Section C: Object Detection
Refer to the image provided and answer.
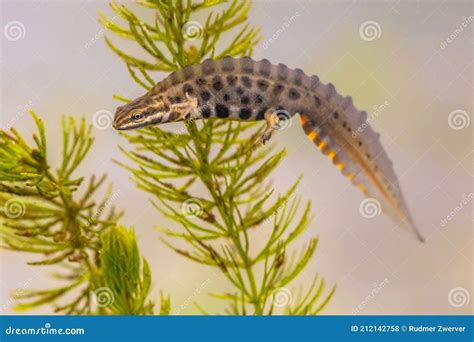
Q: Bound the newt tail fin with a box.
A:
[299,111,424,243]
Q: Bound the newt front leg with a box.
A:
[255,108,280,146]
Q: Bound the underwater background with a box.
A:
[1,0,472,315]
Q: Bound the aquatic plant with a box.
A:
[0,0,333,315]
[104,0,334,315]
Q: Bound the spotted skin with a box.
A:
[113,56,423,242]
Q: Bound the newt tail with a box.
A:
[113,56,424,242]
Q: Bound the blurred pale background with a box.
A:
[0,0,472,315]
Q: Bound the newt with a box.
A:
[113,56,424,242]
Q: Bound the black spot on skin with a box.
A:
[239,108,252,119]
[241,96,250,105]
[143,107,156,117]
[347,127,351,132]
[226,75,238,86]
[183,83,194,95]
[196,78,207,85]
[273,84,284,95]
[168,96,181,104]
[342,121,347,128]
[150,116,162,125]
[255,94,263,104]
[215,104,230,118]
[201,106,211,118]
[314,96,321,107]
[293,69,304,85]
[201,91,211,101]
[333,111,339,119]
[241,76,252,88]
[242,58,254,73]
[256,107,268,120]
[201,60,215,74]
[257,79,269,91]
[277,64,288,80]
[358,141,363,146]
[212,76,223,91]
[236,87,245,95]
[259,60,272,76]
[168,111,180,121]
[183,66,194,78]
[221,57,235,72]
[223,93,231,102]
[288,88,300,100]
[366,153,371,159]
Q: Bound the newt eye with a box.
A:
[131,112,144,121]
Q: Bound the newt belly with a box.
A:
[113,56,424,242]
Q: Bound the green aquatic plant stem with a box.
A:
[104,0,335,315]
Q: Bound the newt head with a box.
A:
[113,92,199,130]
